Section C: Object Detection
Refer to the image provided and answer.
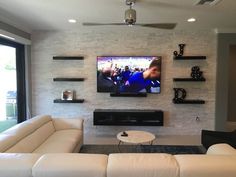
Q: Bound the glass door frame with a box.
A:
[0,37,26,123]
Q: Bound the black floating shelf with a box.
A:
[173,100,205,104]
[53,99,85,103]
[53,78,85,82]
[110,92,147,97]
[173,78,206,82]
[53,56,84,60]
[174,56,206,60]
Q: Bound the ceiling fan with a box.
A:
[82,0,177,29]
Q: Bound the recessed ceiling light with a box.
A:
[68,19,77,23]
[0,34,15,40]
[187,18,196,22]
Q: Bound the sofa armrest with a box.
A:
[52,118,84,131]
[206,143,236,155]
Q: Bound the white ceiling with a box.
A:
[0,0,236,32]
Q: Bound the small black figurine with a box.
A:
[121,131,128,137]
[191,66,204,80]
[173,44,186,57]
[173,88,187,103]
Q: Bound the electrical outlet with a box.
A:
[196,116,200,121]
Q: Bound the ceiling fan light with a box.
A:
[125,8,136,25]
[68,19,77,23]
[187,18,196,22]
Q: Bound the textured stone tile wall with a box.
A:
[31,28,217,140]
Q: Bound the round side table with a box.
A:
[117,130,156,152]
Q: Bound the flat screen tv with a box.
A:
[97,56,161,94]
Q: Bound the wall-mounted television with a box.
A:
[97,56,161,94]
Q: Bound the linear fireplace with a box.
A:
[93,109,163,126]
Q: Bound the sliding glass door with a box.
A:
[0,37,26,132]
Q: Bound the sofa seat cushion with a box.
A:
[175,155,236,177]
[32,153,108,177]
[33,130,82,153]
[0,153,41,177]
[107,153,179,177]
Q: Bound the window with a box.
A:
[0,37,26,132]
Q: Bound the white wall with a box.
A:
[31,28,217,142]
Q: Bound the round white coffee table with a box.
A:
[117,130,156,152]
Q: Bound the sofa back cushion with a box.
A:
[32,154,108,177]
[0,153,41,177]
[0,115,53,152]
[175,154,236,177]
[52,118,83,131]
[107,153,179,177]
[5,121,55,153]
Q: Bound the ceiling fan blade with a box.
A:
[136,23,177,29]
[83,22,126,26]
[83,22,177,29]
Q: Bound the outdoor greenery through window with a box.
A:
[0,44,17,132]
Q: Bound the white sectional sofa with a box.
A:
[106,144,236,177]
[0,144,236,177]
[0,115,83,153]
[0,115,236,177]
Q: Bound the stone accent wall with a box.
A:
[31,28,217,140]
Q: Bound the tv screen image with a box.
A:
[97,56,161,94]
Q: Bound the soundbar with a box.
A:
[110,92,147,97]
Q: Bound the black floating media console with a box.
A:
[173,78,206,82]
[173,100,205,104]
[110,92,147,97]
[53,99,85,103]
[94,109,163,126]
[53,56,84,60]
[53,78,85,82]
